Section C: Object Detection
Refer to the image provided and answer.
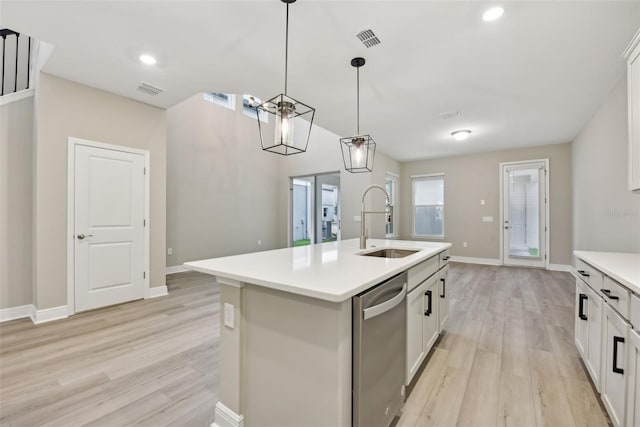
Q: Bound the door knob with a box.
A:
[77,234,94,240]
[504,226,510,230]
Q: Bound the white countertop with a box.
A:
[185,239,451,302]
[574,251,640,295]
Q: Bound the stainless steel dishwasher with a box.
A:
[353,272,407,427]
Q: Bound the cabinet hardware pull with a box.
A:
[424,290,432,317]
[442,256,450,261]
[578,294,588,321]
[440,278,446,299]
[577,270,590,277]
[613,336,625,375]
[600,289,620,300]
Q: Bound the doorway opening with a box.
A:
[500,159,549,268]
[290,172,340,247]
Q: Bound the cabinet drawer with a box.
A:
[408,256,438,292]
[439,250,451,269]
[576,258,604,292]
[632,294,640,333]
[601,276,631,320]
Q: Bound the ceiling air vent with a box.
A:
[437,110,462,120]
[356,29,381,48]
[137,82,164,96]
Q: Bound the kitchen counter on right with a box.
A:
[574,250,640,295]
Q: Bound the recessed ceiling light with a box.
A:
[451,130,472,141]
[139,54,157,65]
[482,7,504,22]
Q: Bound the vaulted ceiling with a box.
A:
[2,1,639,161]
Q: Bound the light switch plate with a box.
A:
[482,216,494,222]
[353,215,361,222]
[480,200,486,205]
[224,303,234,329]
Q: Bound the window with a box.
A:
[242,94,268,123]
[412,174,444,238]
[385,173,398,238]
[203,92,236,110]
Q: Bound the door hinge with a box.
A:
[144,168,146,175]
[545,254,547,259]
[143,219,146,227]
[545,226,547,232]
[143,272,146,279]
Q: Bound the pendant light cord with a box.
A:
[356,66,360,135]
[284,3,289,95]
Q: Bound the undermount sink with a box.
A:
[358,248,420,259]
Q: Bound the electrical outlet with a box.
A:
[480,199,485,205]
[224,303,234,329]
[257,240,262,245]
[167,248,173,255]
[463,242,468,248]
[482,216,494,223]
[354,215,361,222]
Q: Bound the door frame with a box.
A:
[498,158,550,269]
[66,137,150,316]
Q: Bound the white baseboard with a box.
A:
[166,265,191,275]
[0,304,34,322]
[212,402,244,427]
[450,256,502,266]
[548,264,572,272]
[146,285,168,299]
[33,305,68,324]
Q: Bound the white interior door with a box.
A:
[501,160,547,268]
[74,143,146,312]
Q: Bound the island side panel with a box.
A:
[243,284,352,427]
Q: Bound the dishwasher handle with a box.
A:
[363,283,406,320]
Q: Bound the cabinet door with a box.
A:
[438,266,449,333]
[602,304,630,427]
[406,281,426,385]
[627,31,640,191]
[627,329,640,427]
[575,278,589,357]
[423,275,439,355]
[585,285,603,392]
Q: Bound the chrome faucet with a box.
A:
[360,185,393,249]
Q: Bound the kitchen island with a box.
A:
[186,238,451,427]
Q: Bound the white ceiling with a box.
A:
[2,1,639,161]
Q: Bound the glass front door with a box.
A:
[502,161,547,267]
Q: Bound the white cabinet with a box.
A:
[406,273,440,385]
[575,278,589,356]
[623,28,640,192]
[602,304,630,427]
[423,274,439,354]
[585,284,604,391]
[438,265,449,333]
[628,329,640,427]
[406,279,427,384]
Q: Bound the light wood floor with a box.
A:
[398,263,611,427]
[0,264,609,426]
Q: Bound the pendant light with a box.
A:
[256,0,315,156]
[340,57,376,173]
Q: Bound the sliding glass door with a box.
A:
[291,173,340,247]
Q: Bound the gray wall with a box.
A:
[400,143,573,265]
[0,95,34,309]
[166,93,281,267]
[572,77,640,253]
[35,73,167,309]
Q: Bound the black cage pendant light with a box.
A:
[257,0,315,156]
[340,57,376,173]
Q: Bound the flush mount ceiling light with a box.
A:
[139,54,157,65]
[482,6,504,22]
[256,0,315,156]
[340,57,376,173]
[451,130,472,141]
